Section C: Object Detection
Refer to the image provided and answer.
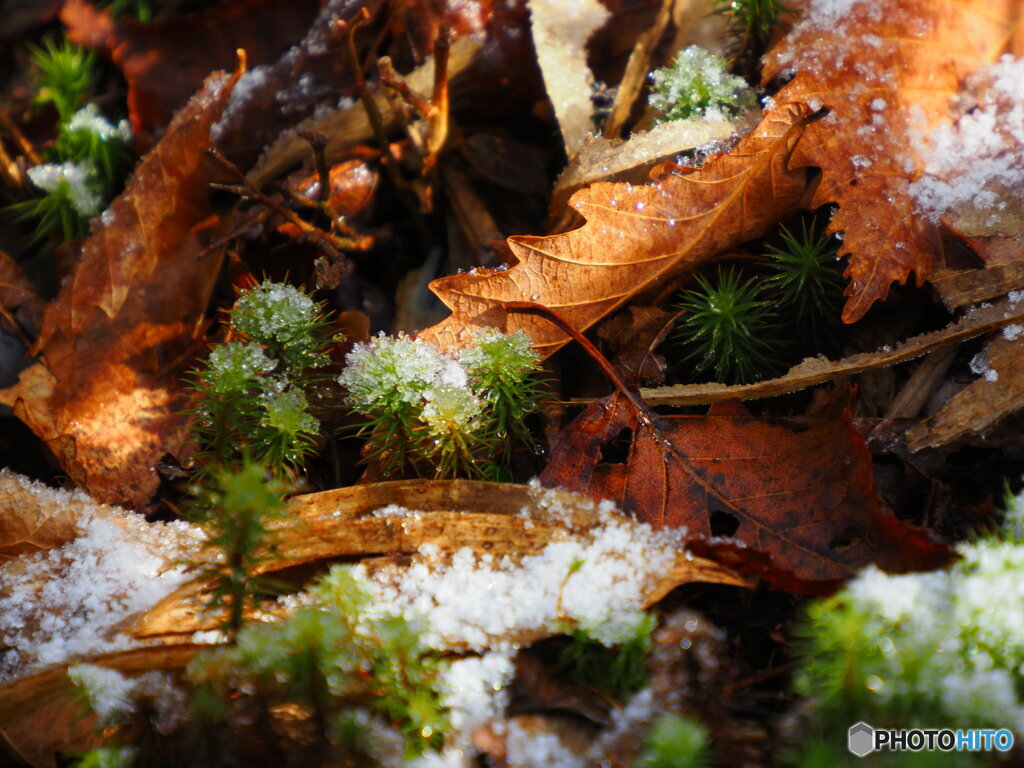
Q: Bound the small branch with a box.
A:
[0,112,43,166]
[603,0,673,138]
[378,58,433,119]
[206,147,366,259]
[424,23,451,173]
[505,301,653,419]
[299,131,331,204]
[338,9,411,200]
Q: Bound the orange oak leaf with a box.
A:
[539,388,951,592]
[0,71,239,509]
[762,0,1023,322]
[417,103,811,357]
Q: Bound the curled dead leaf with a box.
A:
[0,71,240,508]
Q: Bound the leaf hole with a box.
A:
[709,510,740,537]
[599,427,633,465]
[829,533,860,552]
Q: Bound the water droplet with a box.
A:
[530,293,541,301]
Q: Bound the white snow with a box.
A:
[528,0,609,155]
[909,55,1024,234]
[0,477,201,681]
[27,161,102,217]
[506,720,584,768]
[362,481,682,650]
[66,104,132,144]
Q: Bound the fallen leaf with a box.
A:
[906,331,1024,451]
[0,470,91,562]
[225,0,536,182]
[0,71,239,508]
[284,157,379,220]
[595,305,680,387]
[0,250,44,342]
[0,645,204,768]
[762,0,1023,322]
[548,111,758,234]
[419,103,810,357]
[540,388,951,592]
[130,479,748,641]
[930,261,1024,311]
[62,0,323,151]
[528,0,609,156]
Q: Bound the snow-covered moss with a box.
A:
[192,280,331,470]
[339,330,545,478]
[794,487,1024,744]
[648,46,756,123]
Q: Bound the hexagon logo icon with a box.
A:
[848,722,875,757]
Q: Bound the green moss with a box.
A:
[648,46,756,123]
[636,713,712,768]
[191,280,333,472]
[556,613,654,700]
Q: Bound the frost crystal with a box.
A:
[69,664,188,732]
[0,481,199,680]
[27,161,102,217]
[206,341,277,393]
[339,333,444,409]
[232,280,318,344]
[260,388,319,434]
[459,329,538,383]
[420,385,484,436]
[909,55,1024,234]
[815,493,1024,735]
[648,46,756,123]
[66,104,132,143]
[68,664,137,724]
[363,483,681,650]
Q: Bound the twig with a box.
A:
[424,23,451,173]
[338,9,413,201]
[0,112,43,166]
[299,132,331,204]
[603,0,674,138]
[505,301,653,419]
[206,147,366,259]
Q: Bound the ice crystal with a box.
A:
[66,104,132,144]
[206,341,277,394]
[260,388,319,435]
[460,329,538,385]
[27,161,102,217]
[420,385,485,436]
[648,46,756,123]
[799,491,1024,736]
[232,280,318,345]
[340,333,444,410]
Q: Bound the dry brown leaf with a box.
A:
[0,71,239,508]
[763,0,1023,322]
[130,480,748,641]
[637,296,1024,406]
[0,251,44,343]
[0,645,204,768]
[540,388,951,592]
[548,111,757,233]
[907,331,1024,451]
[418,103,810,357]
[0,471,102,563]
[930,262,1024,310]
[528,0,609,156]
